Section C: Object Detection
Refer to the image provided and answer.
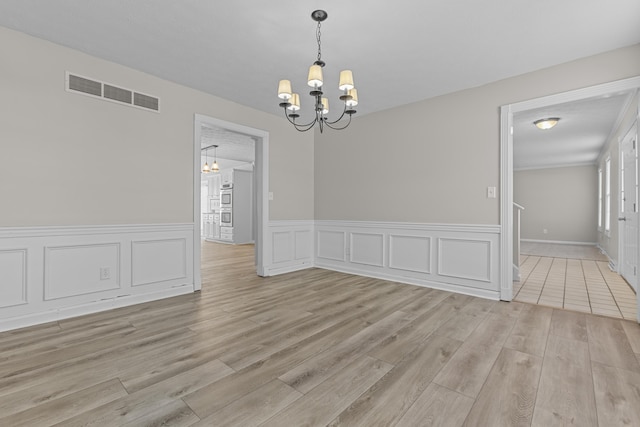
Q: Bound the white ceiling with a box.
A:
[513,91,634,170]
[0,0,639,119]
[200,125,255,172]
[1,1,639,171]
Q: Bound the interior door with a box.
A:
[620,124,638,292]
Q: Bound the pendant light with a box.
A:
[202,146,211,174]
[212,145,219,173]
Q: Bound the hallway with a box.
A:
[514,243,637,320]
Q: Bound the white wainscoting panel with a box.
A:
[0,249,27,308]
[131,239,187,287]
[389,235,431,274]
[265,221,314,275]
[438,238,492,284]
[315,221,501,300]
[45,243,121,300]
[0,224,195,332]
[272,231,293,264]
[295,230,312,260]
[350,232,384,267]
[317,230,346,262]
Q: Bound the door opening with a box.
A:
[193,114,269,291]
[500,76,640,322]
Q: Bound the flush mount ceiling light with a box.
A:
[277,10,358,133]
[533,117,560,130]
[201,144,219,174]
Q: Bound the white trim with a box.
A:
[315,220,500,234]
[317,263,499,301]
[521,239,598,246]
[0,223,193,238]
[500,75,640,308]
[514,161,597,172]
[0,285,192,333]
[500,104,513,301]
[193,114,270,283]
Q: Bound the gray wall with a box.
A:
[514,165,598,243]
[314,44,640,224]
[0,26,314,226]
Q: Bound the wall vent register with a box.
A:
[66,72,160,112]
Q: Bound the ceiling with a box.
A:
[0,0,639,120]
[200,125,255,172]
[513,91,635,170]
[1,1,639,171]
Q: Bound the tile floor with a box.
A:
[514,244,637,320]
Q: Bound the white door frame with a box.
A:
[193,114,270,290]
[499,76,640,307]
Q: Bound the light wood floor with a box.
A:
[1,241,640,426]
[516,243,637,320]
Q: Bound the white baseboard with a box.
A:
[0,285,193,333]
[521,238,597,246]
[513,264,521,282]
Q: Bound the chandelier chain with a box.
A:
[316,21,322,62]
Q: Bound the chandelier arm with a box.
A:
[324,102,348,125]
[283,108,319,132]
[322,113,352,131]
[283,107,317,129]
[293,119,319,132]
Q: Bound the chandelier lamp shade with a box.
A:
[277,10,358,133]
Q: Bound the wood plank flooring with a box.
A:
[1,241,640,426]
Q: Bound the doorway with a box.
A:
[192,114,269,291]
[500,76,640,322]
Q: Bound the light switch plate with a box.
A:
[268,192,274,201]
[487,187,496,198]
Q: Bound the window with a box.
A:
[598,168,603,228]
[621,151,625,214]
[605,157,611,233]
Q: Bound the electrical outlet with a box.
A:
[100,267,111,280]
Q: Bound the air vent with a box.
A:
[66,72,160,113]
[133,92,159,111]
[104,84,132,104]
[68,74,102,97]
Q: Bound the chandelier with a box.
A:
[277,10,358,133]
